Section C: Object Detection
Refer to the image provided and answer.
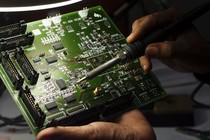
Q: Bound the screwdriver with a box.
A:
[78,2,210,83]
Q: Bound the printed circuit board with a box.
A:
[0,6,165,135]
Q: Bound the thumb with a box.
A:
[145,41,175,59]
[36,122,137,140]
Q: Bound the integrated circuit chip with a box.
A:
[56,79,67,90]
[40,69,48,75]
[64,95,76,103]
[53,43,64,51]
[46,56,57,64]
[44,74,51,80]
[33,57,41,63]
[45,101,57,110]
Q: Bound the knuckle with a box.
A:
[85,123,100,140]
[132,18,143,28]
[161,41,173,57]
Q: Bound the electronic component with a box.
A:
[53,43,64,51]
[47,106,100,127]
[39,52,45,57]
[41,70,49,75]
[15,48,39,85]
[19,86,46,127]
[78,8,89,19]
[56,79,67,90]
[42,18,52,28]
[46,56,57,64]
[1,51,23,90]
[93,87,101,96]
[0,32,34,52]
[33,57,41,63]
[64,95,76,103]
[44,74,51,80]
[45,101,57,110]
[0,20,27,38]
[51,15,62,25]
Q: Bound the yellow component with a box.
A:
[93,87,101,96]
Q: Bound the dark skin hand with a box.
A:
[127,7,210,75]
[36,109,156,140]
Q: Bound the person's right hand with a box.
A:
[127,7,210,75]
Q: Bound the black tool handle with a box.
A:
[124,1,210,60]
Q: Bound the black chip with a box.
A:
[46,56,57,64]
[56,79,67,90]
[41,70,49,75]
[45,101,57,110]
[44,74,51,80]
[39,53,45,57]
[53,43,64,51]
[64,95,76,103]
[33,57,41,63]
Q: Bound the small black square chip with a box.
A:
[46,56,57,64]
[53,43,64,51]
[56,79,67,90]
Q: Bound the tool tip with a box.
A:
[77,76,87,83]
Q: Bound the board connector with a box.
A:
[19,86,46,127]
[46,106,100,127]
[1,51,23,90]
[0,32,34,52]
[101,93,134,117]
[15,48,39,85]
[0,20,27,38]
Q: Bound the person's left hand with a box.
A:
[36,109,155,140]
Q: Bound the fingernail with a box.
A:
[143,65,148,73]
[126,36,131,42]
[126,33,133,42]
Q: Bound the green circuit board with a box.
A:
[0,6,165,135]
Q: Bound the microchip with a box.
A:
[53,43,64,51]
[33,57,41,63]
[45,101,57,110]
[46,56,57,64]
[41,70,48,75]
[39,53,45,57]
[44,74,51,80]
[56,79,67,90]
[64,95,76,103]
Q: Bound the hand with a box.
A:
[127,7,210,75]
[36,109,155,140]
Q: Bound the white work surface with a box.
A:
[0,60,210,140]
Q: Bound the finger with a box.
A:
[37,122,138,140]
[126,16,156,43]
[127,7,182,43]
[145,41,175,59]
[139,56,152,73]
[115,109,156,140]
[116,109,151,129]
[36,109,155,140]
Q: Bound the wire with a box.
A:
[191,82,210,109]
[0,114,28,127]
